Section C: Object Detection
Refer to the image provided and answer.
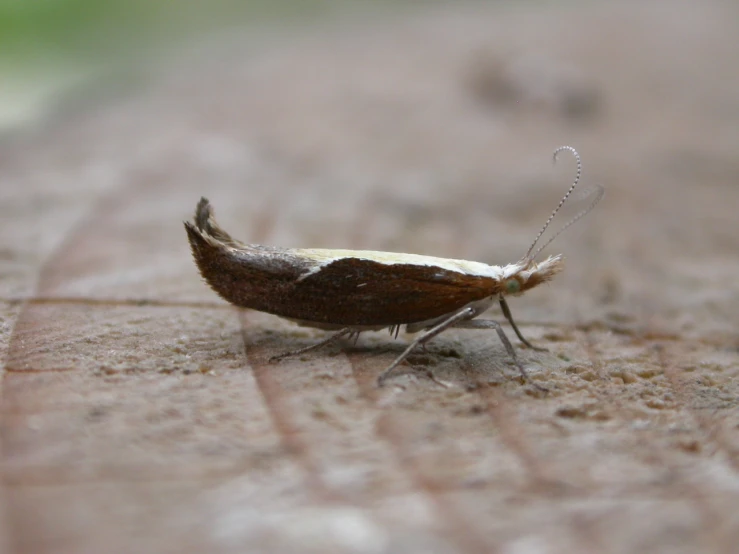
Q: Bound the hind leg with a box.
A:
[269,328,352,363]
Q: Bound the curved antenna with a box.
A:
[529,184,604,260]
[524,146,601,260]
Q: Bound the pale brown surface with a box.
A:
[2,1,739,553]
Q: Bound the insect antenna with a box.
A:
[524,146,603,261]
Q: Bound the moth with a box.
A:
[185,146,603,386]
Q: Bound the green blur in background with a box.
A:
[0,0,408,129]
[0,0,374,62]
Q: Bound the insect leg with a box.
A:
[499,297,547,351]
[452,318,530,382]
[376,307,475,386]
[269,328,352,363]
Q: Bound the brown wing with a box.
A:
[285,257,500,326]
[185,197,500,326]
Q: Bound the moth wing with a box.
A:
[290,257,498,326]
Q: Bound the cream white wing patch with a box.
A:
[293,248,512,280]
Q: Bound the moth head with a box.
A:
[500,255,565,297]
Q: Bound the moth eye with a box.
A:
[505,279,521,294]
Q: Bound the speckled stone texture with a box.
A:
[1,2,738,552]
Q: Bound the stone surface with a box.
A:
[1,1,739,552]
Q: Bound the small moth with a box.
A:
[185,146,602,386]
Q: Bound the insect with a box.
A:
[185,146,603,386]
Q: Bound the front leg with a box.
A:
[499,297,547,352]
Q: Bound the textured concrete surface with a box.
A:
[1,1,739,552]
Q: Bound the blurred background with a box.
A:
[0,0,401,130]
[2,1,739,553]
